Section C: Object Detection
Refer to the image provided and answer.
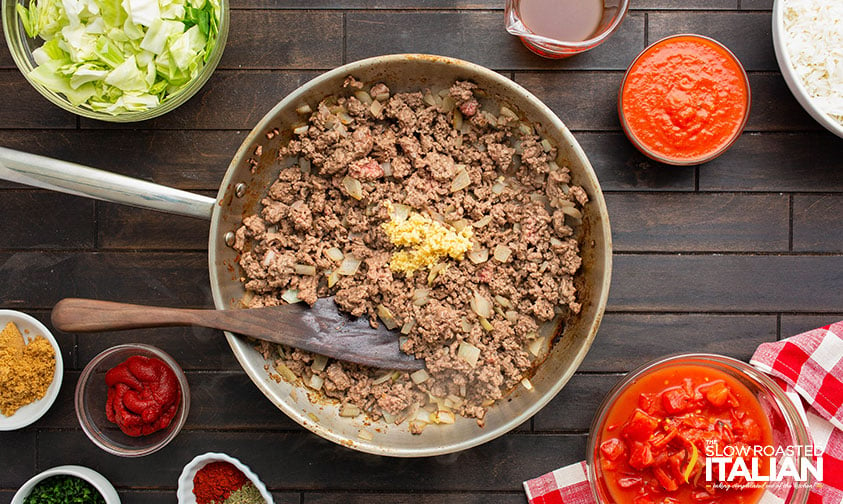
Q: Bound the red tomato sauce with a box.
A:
[105,355,181,437]
[620,35,749,163]
[595,364,773,504]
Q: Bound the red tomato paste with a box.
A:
[105,355,181,437]
[595,364,773,504]
[620,35,750,164]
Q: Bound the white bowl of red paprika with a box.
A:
[177,452,273,504]
[75,343,190,457]
[587,354,811,504]
[618,34,751,166]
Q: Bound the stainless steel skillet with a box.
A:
[0,54,612,457]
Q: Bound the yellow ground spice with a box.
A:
[0,321,56,416]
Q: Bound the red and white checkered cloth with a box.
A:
[524,321,843,504]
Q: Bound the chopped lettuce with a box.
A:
[18,0,220,115]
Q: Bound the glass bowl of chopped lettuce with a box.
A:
[2,0,228,121]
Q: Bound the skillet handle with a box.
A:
[0,147,215,220]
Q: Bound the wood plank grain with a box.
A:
[347,11,644,71]
[0,191,94,249]
[0,130,242,191]
[533,374,621,432]
[580,314,777,372]
[0,32,12,69]
[0,431,35,487]
[220,11,342,70]
[606,193,789,252]
[648,12,775,71]
[636,0,737,7]
[79,70,320,130]
[744,75,821,132]
[781,315,843,341]
[0,252,211,309]
[75,326,240,371]
[575,133,696,191]
[97,199,212,250]
[513,72,624,131]
[793,195,843,253]
[741,0,773,9]
[113,491,303,504]
[37,430,587,491]
[700,133,843,191]
[609,255,843,312]
[304,493,527,504]
[0,71,77,129]
[233,0,501,8]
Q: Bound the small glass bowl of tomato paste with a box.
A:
[75,343,190,457]
[587,354,812,504]
[618,35,751,166]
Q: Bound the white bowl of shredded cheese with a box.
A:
[773,0,843,139]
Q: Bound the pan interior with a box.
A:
[208,54,612,457]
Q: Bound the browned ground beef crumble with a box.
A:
[233,77,587,430]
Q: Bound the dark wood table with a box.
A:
[2,0,843,502]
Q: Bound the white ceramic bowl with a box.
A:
[0,310,63,430]
[772,0,843,139]
[11,465,121,504]
[177,452,273,504]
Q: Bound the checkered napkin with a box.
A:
[523,321,843,504]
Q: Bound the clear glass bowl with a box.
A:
[75,343,190,457]
[587,354,812,504]
[1,0,229,122]
[505,0,629,59]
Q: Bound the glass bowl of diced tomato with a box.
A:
[587,353,813,504]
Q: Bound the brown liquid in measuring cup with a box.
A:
[518,0,604,42]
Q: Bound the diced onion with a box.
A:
[473,215,493,228]
[479,317,494,332]
[412,288,430,306]
[450,169,471,193]
[342,176,363,200]
[325,247,344,262]
[451,219,469,232]
[453,109,463,130]
[457,341,481,367]
[381,161,392,177]
[309,374,324,390]
[294,263,316,276]
[492,180,506,195]
[401,318,416,335]
[327,269,339,288]
[281,289,301,304]
[505,310,519,323]
[431,410,456,424]
[275,362,297,383]
[499,105,518,119]
[373,373,393,385]
[528,335,546,357]
[340,404,361,417]
[382,411,396,424]
[441,95,455,112]
[374,92,390,102]
[370,99,384,116]
[493,244,512,262]
[562,206,583,220]
[338,256,361,276]
[293,125,309,136]
[410,369,430,384]
[296,104,313,115]
[423,92,437,107]
[391,203,411,222]
[338,112,354,125]
[541,138,553,152]
[460,317,473,333]
[428,262,446,284]
[494,295,512,308]
[358,429,374,440]
[521,377,534,391]
[467,248,489,264]
[548,160,560,172]
[377,304,400,330]
[470,290,493,319]
[311,354,329,373]
[354,90,373,105]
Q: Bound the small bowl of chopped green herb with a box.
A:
[1,0,228,121]
[12,465,120,504]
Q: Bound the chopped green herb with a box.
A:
[24,475,106,504]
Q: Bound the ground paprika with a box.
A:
[193,461,250,504]
[105,355,181,437]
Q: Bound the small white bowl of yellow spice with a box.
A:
[0,310,62,430]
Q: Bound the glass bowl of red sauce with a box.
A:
[75,343,190,457]
[587,354,813,504]
[505,0,630,59]
[618,35,751,166]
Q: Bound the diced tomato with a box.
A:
[741,418,761,443]
[653,466,679,492]
[701,381,731,407]
[639,392,658,413]
[662,387,693,414]
[633,495,656,504]
[650,428,678,449]
[618,476,643,488]
[668,450,686,479]
[629,442,655,470]
[623,409,660,441]
[600,438,625,461]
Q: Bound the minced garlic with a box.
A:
[382,204,474,276]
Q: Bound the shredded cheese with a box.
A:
[782,0,843,126]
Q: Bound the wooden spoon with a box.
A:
[52,298,424,371]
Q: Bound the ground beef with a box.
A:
[235,79,588,431]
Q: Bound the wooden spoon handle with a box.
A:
[52,298,204,332]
